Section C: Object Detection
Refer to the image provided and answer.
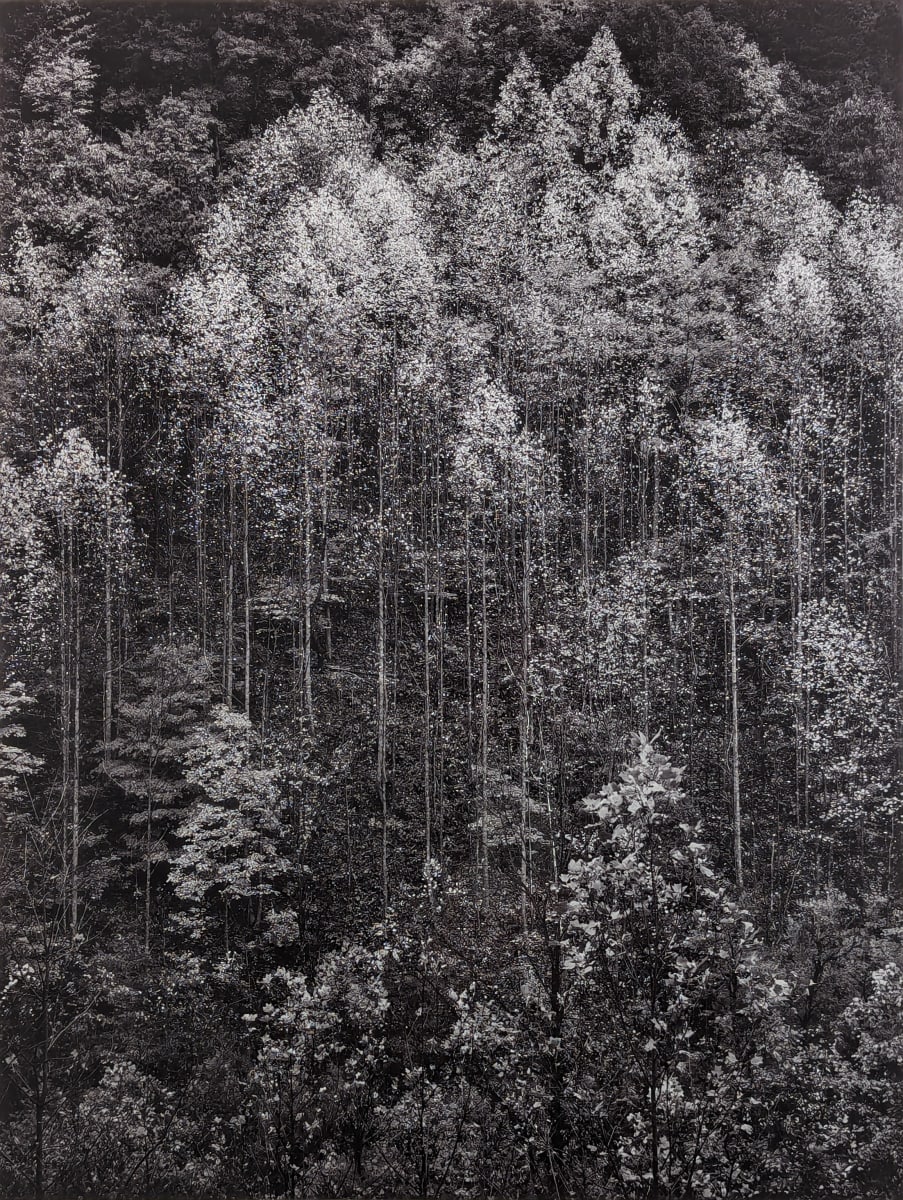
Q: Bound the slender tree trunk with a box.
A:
[582,410,594,711]
[58,520,70,917]
[894,384,903,891]
[377,391,389,916]
[34,1084,44,1200]
[103,457,113,768]
[434,453,446,862]
[34,971,49,1200]
[144,749,155,954]
[422,456,432,867]
[224,476,235,706]
[243,476,252,718]
[464,501,474,780]
[480,501,490,906]
[727,545,743,890]
[520,514,531,932]
[793,487,803,826]
[303,448,314,721]
[196,427,207,655]
[546,932,565,1192]
[71,535,81,939]
[166,513,174,641]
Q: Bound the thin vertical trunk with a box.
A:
[727,537,743,890]
[243,476,251,719]
[389,372,401,872]
[34,1084,43,1200]
[103,440,113,768]
[377,391,389,917]
[895,383,903,891]
[34,970,49,1200]
[303,448,314,721]
[144,773,153,953]
[71,535,81,939]
[792,404,811,827]
[520,515,531,932]
[842,448,850,602]
[166,516,174,641]
[480,501,490,906]
[322,478,333,665]
[582,415,591,587]
[434,450,446,863]
[464,501,474,779]
[422,444,432,867]
[582,411,593,712]
[464,500,476,879]
[224,476,235,706]
[519,387,533,934]
[196,429,207,654]
[794,484,803,826]
[686,490,698,794]
[58,519,70,917]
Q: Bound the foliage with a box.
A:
[562,736,788,1197]
[0,3,900,1196]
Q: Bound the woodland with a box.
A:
[0,0,901,1196]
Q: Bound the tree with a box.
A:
[0,816,111,1200]
[586,111,709,375]
[550,26,638,170]
[0,454,54,682]
[792,600,897,844]
[169,705,291,955]
[244,944,389,1197]
[0,5,900,1195]
[0,682,42,804]
[692,406,780,888]
[34,428,133,938]
[103,640,213,951]
[451,371,559,914]
[763,959,903,1198]
[562,735,790,1198]
[112,90,217,265]
[12,8,116,257]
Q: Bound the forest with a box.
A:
[0,0,901,1195]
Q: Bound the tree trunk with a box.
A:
[243,476,252,718]
[34,973,49,1200]
[520,502,532,932]
[480,501,490,907]
[303,448,314,722]
[58,518,70,918]
[224,475,235,706]
[195,426,207,655]
[422,440,432,867]
[377,390,389,917]
[145,761,153,954]
[103,470,113,767]
[728,552,744,890]
[72,537,81,939]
